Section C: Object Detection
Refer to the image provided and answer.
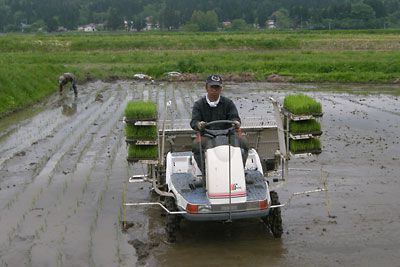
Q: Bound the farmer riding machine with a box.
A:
[124,95,324,242]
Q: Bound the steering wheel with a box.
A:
[203,120,237,138]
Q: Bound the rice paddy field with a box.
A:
[1,29,400,267]
[0,81,399,266]
[1,30,400,117]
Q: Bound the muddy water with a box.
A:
[0,81,399,266]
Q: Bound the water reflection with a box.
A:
[61,99,78,117]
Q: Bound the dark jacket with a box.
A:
[190,96,241,131]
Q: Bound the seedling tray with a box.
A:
[126,158,159,164]
[282,108,323,121]
[289,150,322,158]
[289,132,323,140]
[123,117,157,125]
[125,139,158,145]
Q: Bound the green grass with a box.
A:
[289,139,321,153]
[125,125,158,140]
[1,30,400,117]
[0,64,65,116]
[289,119,321,134]
[124,101,157,120]
[127,145,158,159]
[284,94,322,115]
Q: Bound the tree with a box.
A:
[290,5,310,28]
[364,0,386,18]
[160,5,181,30]
[0,2,11,31]
[271,8,292,29]
[189,10,219,31]
[182,23,200,31]
[230,19,251,31]
[132,15,146,31]
[107,7,121,30]
[1,0,400,32]
[351,3,375,20]
[46,16,60,32]
[142,4,162,25]
[31,19,47,32]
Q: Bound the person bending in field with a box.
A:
[59,73,78,97]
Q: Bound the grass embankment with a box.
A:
[0,64,66,117]
[1,30,400,117]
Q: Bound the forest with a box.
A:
[1,0,400,32]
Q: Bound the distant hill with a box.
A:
[1,0,399,32]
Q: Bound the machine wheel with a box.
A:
[263,191,283,238]
[165,196,179,242]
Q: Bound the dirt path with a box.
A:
[0,81,399,266]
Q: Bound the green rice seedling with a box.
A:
[127,145,158,159]
[289,139,321,153]
[125,125,157,140]
[289,119,321,134]
[124,101,157,120]
[284,94,322,115]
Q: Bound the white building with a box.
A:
[266,20,276,29]
[78,24,97,32]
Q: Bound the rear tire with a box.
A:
[263,191,283,238]
[165,196,179,242]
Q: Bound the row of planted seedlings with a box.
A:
[124,101,159,162]
[283,94,323,155]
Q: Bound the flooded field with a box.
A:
[0,81,399,266]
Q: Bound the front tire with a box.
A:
[165,196,179,242]
[263,191,283,238]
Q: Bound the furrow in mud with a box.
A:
[1,81,399,267]
[0,81,109,168]
[156,85,167,122]
[148,84,159,103]
[91,141,136,267]
[169,86,181,125]
[171,85,188,120]
[0,87,127,254]
[0,85,120,212]
[176,85,195,118]
[0,89,118,209]
[318,94,399,164]
[1,88,130,266]
[347,96,400,117]
[89,81,137,266]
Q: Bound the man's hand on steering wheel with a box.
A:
[233,120,241,129]
[197,121,207,131]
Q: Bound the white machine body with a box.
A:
[205,145,247,204]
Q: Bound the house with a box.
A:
[222,21,232,28]
[266,20,276,29]
[78,24,97,32]
[57,26,68,32]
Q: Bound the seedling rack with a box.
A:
[270,95,323,180]
[124,101,159,163]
